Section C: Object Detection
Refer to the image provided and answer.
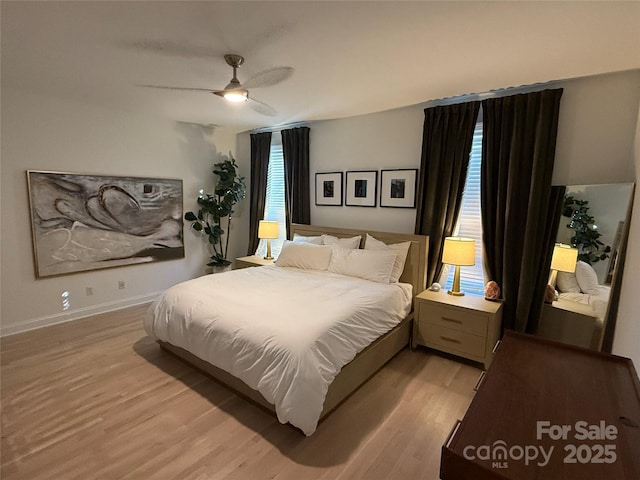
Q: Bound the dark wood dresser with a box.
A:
[440,331,640,480]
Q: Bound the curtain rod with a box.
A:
[422,80,565,107]
[247,121,309,135]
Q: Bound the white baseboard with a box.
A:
[0,292,162,337]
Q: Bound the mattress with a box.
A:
[144,265,413,435]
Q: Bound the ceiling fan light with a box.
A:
[223,90,248,103]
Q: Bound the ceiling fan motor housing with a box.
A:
[224,54,244,68]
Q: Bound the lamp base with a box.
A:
[263,239,273,261]
[448,265,465,296]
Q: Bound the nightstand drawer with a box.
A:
[418,304,488,336]
[420,323,486,358]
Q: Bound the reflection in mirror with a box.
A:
[537,183,635,351]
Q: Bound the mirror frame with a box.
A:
[546,182,635,352]
[601,183,636,352]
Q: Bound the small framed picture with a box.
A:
[345,170,377,207]
[315,172,343,206]
[380,169,418,208]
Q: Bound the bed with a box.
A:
[144,224,428,435]
[549,261,612,348]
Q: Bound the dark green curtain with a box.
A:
[247,132,272,254]
[481,89,563,333]
[282,126,311,232]
[415,102,480,287]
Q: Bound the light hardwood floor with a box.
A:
[1,304,480,480]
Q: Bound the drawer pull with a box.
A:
[492,339,502,354]
[440,336,461,344]
[442,316,463,325]
[473,371,487,391]
[443,420,462,449]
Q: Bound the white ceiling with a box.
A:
[2,1,639,133]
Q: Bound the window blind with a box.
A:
[255,136,287,258]
[441,121,486,296]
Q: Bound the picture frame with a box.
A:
[380,169,418,208]
[27,170,184,278]
[315,172,343,206]
[345,170,378,207]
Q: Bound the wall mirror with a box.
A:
[537,182,635,351]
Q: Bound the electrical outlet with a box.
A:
[118,280,125,290]
[86,287,94,296]
[61,291,71,311]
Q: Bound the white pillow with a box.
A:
[321,234,362,249]
[364,234,411,283]
[556,271,581,293]
[328,245,396,284]
[292,233,324,245]
[575,261,600,295]
[275,241,333,271]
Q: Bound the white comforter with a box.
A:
[144,265,412,435]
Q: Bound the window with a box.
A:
[440,120,486,296]
[255,132,287,258]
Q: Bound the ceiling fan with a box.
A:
[140,54,293,117]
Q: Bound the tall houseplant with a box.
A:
[562,195,611,264]
[185,158,246,268]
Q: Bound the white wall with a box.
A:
[309,107,424,233]
[0,88,244,335]
[552,70,640,185]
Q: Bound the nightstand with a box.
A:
[412,290,503,369]
[234,255,275,269]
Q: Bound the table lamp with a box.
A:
[442,237,476,296]
[549,243,578,288]
[258,221,279,260]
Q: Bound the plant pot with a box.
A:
[207,265,232,275]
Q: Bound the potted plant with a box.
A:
[184,157,246,271]
[561,195,611,264]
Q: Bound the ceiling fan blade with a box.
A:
[249,97,277,117]
[243,66,294,89]
[139,84,215,93]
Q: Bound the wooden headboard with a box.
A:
[290,224,428,296]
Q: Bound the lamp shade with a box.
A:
[551,243,578,273]
[258,220,279,239]
[442,237,475,266]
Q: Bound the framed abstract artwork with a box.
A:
[315,172,343,206]
[27,170,184,278]
[380,169,418,208]
[345,170,377,207]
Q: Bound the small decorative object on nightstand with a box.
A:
[484,280,501,301]
[234,256,275,269]
[412,289,503,369]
